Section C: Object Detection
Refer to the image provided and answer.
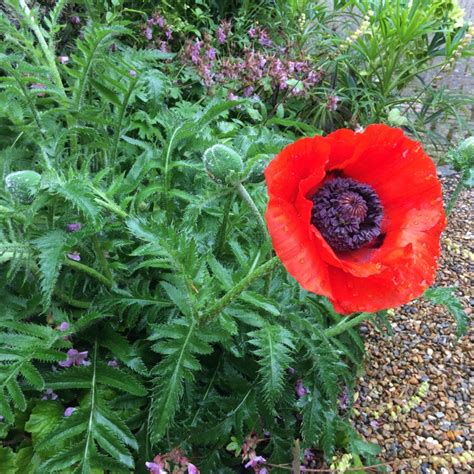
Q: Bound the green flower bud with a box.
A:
[387,108,408,127]
[458,136,474,162]
[203,144,243,185]
[244,153,272,183]
[5,170,41,203]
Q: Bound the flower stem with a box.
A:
[111,76,139,161]
[202,256,280,323]
[235,181,269,239]
[92,236,113,281]
[215,191,235,256]
[17,0,64,93]
[54,289,91,309]
[324,312,371,338]
[63,259,113,289]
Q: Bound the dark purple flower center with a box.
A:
[311,177,383,252]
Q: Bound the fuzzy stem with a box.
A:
[111,76,139,161]
[324,312,371,338]
[63,259,113,289]
[235,181,269,239]
[54,289,91,309]
[92,236,113,281]
[17,0,64,93]
[215,191,234,256]
[202,256,280,323]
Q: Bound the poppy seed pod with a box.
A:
[203,144,243,185]
[458,136,474,161]
[5,170,42,203]
[264,125,445,314]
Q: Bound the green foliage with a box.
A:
[0,320,69,424]
[424,287,468,337]
[33,230,68,309]
[0,0,462,471]
[37,342,145,472]
[248,324,294,407]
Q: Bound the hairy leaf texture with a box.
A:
[248,324,294,407]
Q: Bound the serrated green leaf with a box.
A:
[95,363,147,396]
[424,287,468,337]
[33,230,68,309]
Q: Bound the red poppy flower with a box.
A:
[264,124,445,314]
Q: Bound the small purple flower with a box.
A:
[70,15,81,25]
[165,28,172,40]
[144,27,153,41]
[187,463,199,474]
[217,27,226,44]
[304,448,315,462]
[272,58,284,74]
[42,388,58,400]
[248,27,257,38]
[288,367,296,374]
[59,348,89,368]
[66,222,81,233]
[200,63,214,87]
[129,69,137,78]
[305,70,323,87]
[59,55,69,65]
[107,358,118,367]
[159,41,169,53]
[190,40,202,64]
[67,252,81,262]
[258,31,272,47]
[243,85,254,97]
[58,322,70,332]
[326,95,340,111]
[245,455,266,469]
[146,456,167,474]
[145,462,166,474]
[217,20,231,44]
[156,15,165,28]
[228,92,239,101]
[206,47,217,61]
[64,407,76,417]
[295,379,309,398]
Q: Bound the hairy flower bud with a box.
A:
[5,170,41,203]
[387,108,408,127]
[203,144,243,185]
[458,136,474,161]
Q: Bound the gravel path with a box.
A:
[352,174,473,473]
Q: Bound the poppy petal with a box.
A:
[265,136,330,203]
[265,197,332,298]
